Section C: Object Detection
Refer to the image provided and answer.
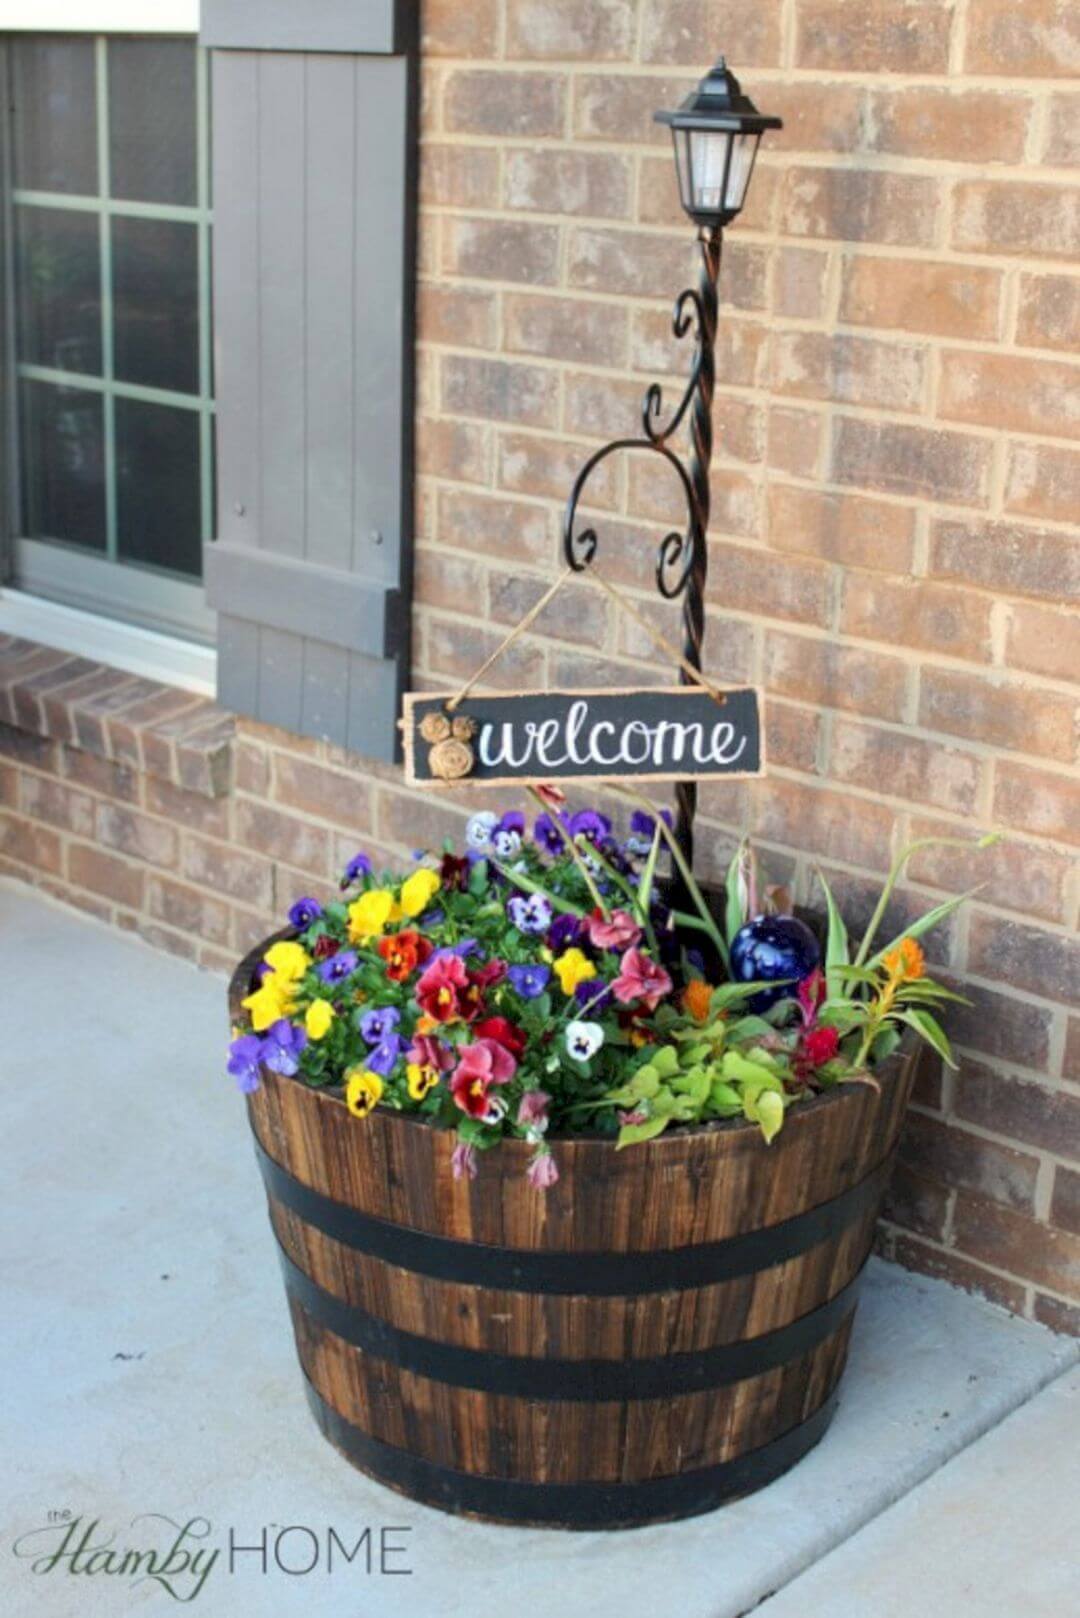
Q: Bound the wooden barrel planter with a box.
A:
[231,936,919,1529]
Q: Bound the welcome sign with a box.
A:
[401,686,764,787]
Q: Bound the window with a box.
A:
[4,33,214,643]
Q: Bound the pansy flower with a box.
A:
[366,1034,407,1076]
[492,810,525,858]
[474,1015,527,1061]
[626,807,672,855]
[565,1020,604,1061]
[532,812,564,854]
[406,1063,441,1101]
[261,1019,308,1076]
[574,978,613,1015]
[507,892,553,935]
[508,963,550,1000]
[553,947,596,996]
[400,868,440,919]
[566,809,611,847]
[586,907,642,952]
[312,934,339,962]
[517,1089,551,1130]
[439,852,471,892]
[378,929,432,983]
[341,851,373,888]
[304,999,335,1041]
[359,1005,401,1045]
[610,946,673,1013]
[227,1033,264,1093]
[465,811,498,851]
[288,896,322,929]
[416,955,469,1023]
[547,913,584,953]
[318,949,358,984]
[344,1068,383,1118]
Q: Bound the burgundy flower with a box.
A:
[408,1033,454,1073]
[416,954,469,1022]
[473,1015,527,1061]
[801,1025,840,1068]
[440,851,471,892]
[312,934,339,962]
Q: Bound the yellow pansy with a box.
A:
[242,978,295,1032]
[347,888,400,942]
[304,999,335,1041]
[400,867,441,919]
[406,1062,440,1102]
[344,1068,384,1118]
[263,939,311,982]
[553,948,596,996]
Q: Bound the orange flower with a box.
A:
[682,979,713,1023]
[377,929,432,983]
[883,937,925,983]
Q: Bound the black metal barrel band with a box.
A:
[302,1373,841,1528]
[252,1130,892,1297]
[279,1236,864,1401]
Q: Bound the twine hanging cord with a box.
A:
[444,566,728,714]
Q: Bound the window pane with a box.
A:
[20,379,106,552]
[108,38,197,206]
[115,399,201,578]
[10,36,97,195]
[112,217,199,395]
[14,206,102,375]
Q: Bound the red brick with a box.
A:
[181,834,275,910]
[842,575,993,662]
[505,0,635,59]
[868,89,1031,165]
[930,517,1080,605]
[955,1060,1080,1161]
[416,418,493,486]
[372,786,470,855]
[795,0,954,71]
[888,1234,1027,1315]
[436,488,553,568]
[629,309,768,389]
[771,246,829,319]
[505,148,632,219]
[94,803,178,870]
[234,799,331,875]
[420,0,497,56]
[965,1,1080,78]
[840,256,1003,341]
[418,144,499,210]
[1004,443,1080,525]
[9,655,97,732]
[1044,93,1080,166]
[0,721,58,772]
[1033,1293,1080,1334]
[143,774,231,838]
[1016,274,1080,351]
[771,331,927,414]
[425,614,546,691]
[567,227,694,299]
[766,406,824,480]
[442,217,560,286]
[969,914,1080,1009]
[899,1112,1039,1214]
[993,762,1080,847]
[953,1194,1080,1300]
[503,292,628,368]
[767,483,917,573]
[495,431,619,508]
[1065,1019,1080,1085]
[764,698,822,775]
[174,716,234,798]
[939,350,1080,442]
[1051,1166,1080,1236]
[919,667,1075,763]
[489,569,610,648]
[67,841,143,907]
[0,762,14,807]
[572,73,695,147]
[814,866,957,969]
[908,818,1072,926]
[629,456,759,540]
[271,753,374,834]
[19,773,94,836]
[947,982,1053,1070]
[830,719,981,816]
[0,811,63,876]
[1006,601,1080,683]
[617,605,754,685]
[832,417,992,505]
[752,776,897,869]
[704,544,829,627]
[441,355,560,429]
[415,548,489,618]
[417,283,498,350]
[767,84,865,154]
[780,167,940,249]
[640,1,781,67]
[883,1161,950,1241]
[443,70,565,139]
[145,873,231,947]
[765,629,910,721]
[952,181,1080,261]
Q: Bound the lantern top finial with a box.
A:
[654,58,782,136]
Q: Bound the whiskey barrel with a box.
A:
[231,937,918,1528]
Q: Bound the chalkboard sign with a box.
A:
[401,686,763,787]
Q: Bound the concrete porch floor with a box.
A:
[1,878,1076,1618]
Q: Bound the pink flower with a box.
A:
[408,1033,454,1072]
[617,1108,648,1127]
[610,946,673,1013]
[455,1037,517,1089]
[586,907,642,952]
[517,1089,551,1129]
[526,1150,559,1189]
[416,954,469,1022]
[797,968,826,1025]
[451,1141,478,1180]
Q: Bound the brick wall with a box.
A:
[2,0,1079,1329]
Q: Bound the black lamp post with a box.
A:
[563,60,780,871]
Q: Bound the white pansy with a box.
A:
[465,810,498,850]
[565,1020,604,1062]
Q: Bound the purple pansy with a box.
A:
[566,809,611,846]
[507,892,552,934]
[288,896,322,929]
[341,851,373,888]
[575,978,613,1014]
[431,937,479,962]
[627,806,673,855]
[227,1033,264,1093]
[547,913,584,953]
[366,1035,407,1076]
[532,812,564,854]
[508,962,551,1000]
[492,810,525,858]
[260,1019,308,1077]
[318,949,358,984]
[359,1005,401,1045]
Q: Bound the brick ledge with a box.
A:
[0,635,235,799]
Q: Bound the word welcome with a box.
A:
[403,686,763,786]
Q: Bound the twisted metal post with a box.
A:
[674,225,722,871]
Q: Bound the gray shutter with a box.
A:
[202,4,416,760]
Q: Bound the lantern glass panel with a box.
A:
[724,131,760,211]
[672,128,693,214]
[688,128,734,215]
